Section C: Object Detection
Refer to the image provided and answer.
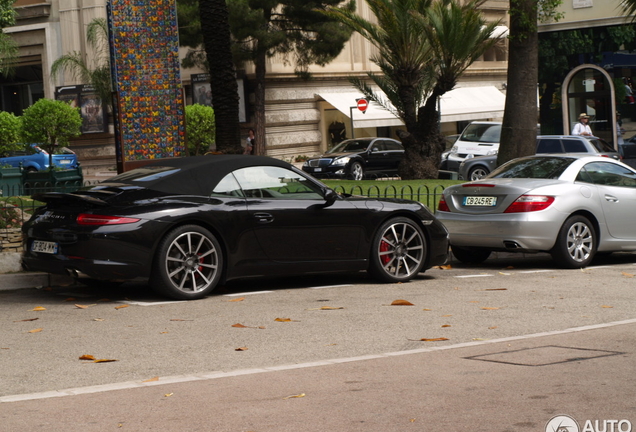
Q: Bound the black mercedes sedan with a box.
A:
[22,155,449,300]
[301,138,404,180]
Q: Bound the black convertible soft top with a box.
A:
[98,155,294,196]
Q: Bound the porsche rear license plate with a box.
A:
[31,240,58,254]
[463,196,497,206]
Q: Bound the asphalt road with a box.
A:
[1,251,636,431]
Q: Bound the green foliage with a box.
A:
[0,0,18,77]
[185,104,216,156]
[20,99,82,155]
[0,205,20,229]
[0,111,21,155]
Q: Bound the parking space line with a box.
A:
[4,317,636,403]
[454,274,494,278]
[223,291,273,297]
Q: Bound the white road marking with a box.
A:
[223,291,273,297]
[5,318,636,403]
[454,274,493,278]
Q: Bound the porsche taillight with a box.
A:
[77,214,141,225]
[503,195,555,213]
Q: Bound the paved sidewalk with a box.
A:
[1,320,634,431]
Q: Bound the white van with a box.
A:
[441,121,501,172]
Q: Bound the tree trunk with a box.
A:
[397,94,445,180]
[253,48,267,156]
[497,0,538,166]
[198,0,242,154]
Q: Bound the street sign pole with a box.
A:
[349,106,355,138]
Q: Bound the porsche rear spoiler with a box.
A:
[32,191,115,206]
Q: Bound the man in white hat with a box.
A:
[572,113,593,136]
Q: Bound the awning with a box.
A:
[316,86,506,127]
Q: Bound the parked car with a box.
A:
[302,137,404,180]
[0,145,78,172]
[23,155,449,300]
[440,122,501,171]
[436,154,636,268]
[458,135,621,181]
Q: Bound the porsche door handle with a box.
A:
[604,195,619,203]
[254,212,274,224]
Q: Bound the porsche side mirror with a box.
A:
[324,189,338,206]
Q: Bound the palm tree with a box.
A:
[198,0,242,153]
[325,0,500,179]
[50,18,112,112]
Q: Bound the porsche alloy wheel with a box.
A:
[151,225,223,299]
[369,217,427,283]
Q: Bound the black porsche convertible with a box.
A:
[22,155,449,299]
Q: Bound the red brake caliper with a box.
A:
[380,240,391,265]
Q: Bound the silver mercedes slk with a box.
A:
[435,154,636,268]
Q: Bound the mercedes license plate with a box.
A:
[31,240,58,254]
[463,196,497,206]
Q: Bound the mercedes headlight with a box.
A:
[331,157,350,166]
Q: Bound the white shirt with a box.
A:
[572,122,592,136]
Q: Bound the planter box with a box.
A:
[0,167,24,197]
[23,166,84,194]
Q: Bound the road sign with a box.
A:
[357,98,368,113]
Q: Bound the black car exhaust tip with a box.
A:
[503,241,522,249]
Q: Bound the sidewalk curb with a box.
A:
[0,272,75,291]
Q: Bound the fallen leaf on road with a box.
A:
[143,377,159,382]
[164,393,173,397]
[307,306,344,310]
[390,299,414,306]
[621,272,634,278]
[441,314,453,317]
[441,324,451,328]
[231,323,265,329]
[114,305,129,310]
[79,355,96,361]
[488,326,498,329]
[235,347,248,351]
[31,306,46,311]
[409,337,449,342]
[75,304,96,309]
[436,264,452,270]
[227,297,245,302]
[601,305,613,308]
[275,318,299,322]
[93,318,105,322]
[283,393,306,399]
[498,272,511,276]
[480,307,500,310]
[14,318,39,322]
[94,358,118,363]
[28,328,43,333]
[483,288,508,291]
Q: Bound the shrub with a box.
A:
[185,104,216,156]
[0,111,21,155]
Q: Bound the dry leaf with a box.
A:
[441,314,453,317]
[484,288,508,291]
[75,304,96,309]
[306,306,344,310]
[274,318,295,322]
[601,305,613,308]
[114,305,129,310]
[283,393,306,399]
[93,359,118,363]
[232,323,248,328]
[164,393,174,397]
[79,355,96,361]
[228,297,245,302]
[480,307,500,310]
[143,377,159,382]
[488,326,498,329]
[391,299,414,306]
[160,331,168,334]
[498,272,511,275]
[423,308,432,311]
[28,328,43,333]
[235,347,248,351]
[437,264,452,270]
[14,318,39,322]
[411,337,449,342]
[441,324,451,328]
[621,272,634,278]
[31,306,46,311]
[93,318,105,322]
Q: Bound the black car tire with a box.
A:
[151,225,223,300]
[468,165,490,181]
[349,162,364,181]
[451,245,491,264]
[369,217,427,283]
[550,215,596,269]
